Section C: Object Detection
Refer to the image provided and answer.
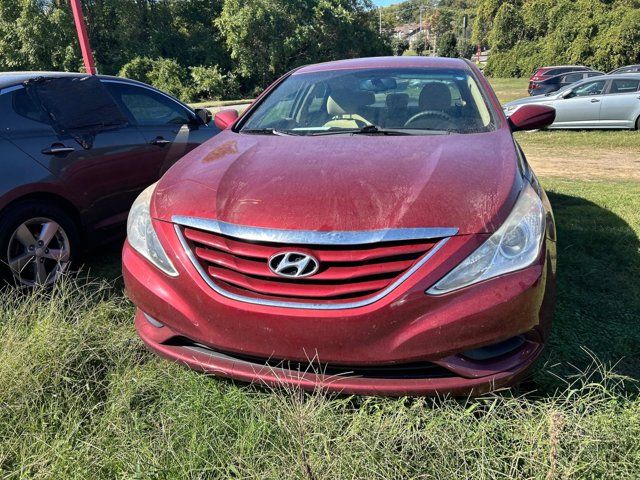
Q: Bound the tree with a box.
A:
[413,32,430,55]
[437,31,457,57]
[488,2,524,52]
[471,0,501,47]
[145,58,188,101]
[391,37,410,56]
[119,57,155,84]
[216,0,390,91]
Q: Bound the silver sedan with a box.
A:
[504,74,640,130]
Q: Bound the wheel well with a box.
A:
[0,192,84,235]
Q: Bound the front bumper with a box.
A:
[123,221,556,396]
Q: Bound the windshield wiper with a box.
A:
[309,125,411,136]
[242,128,300,136]
[309,125,448,136]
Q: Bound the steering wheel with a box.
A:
[404,110,455,129]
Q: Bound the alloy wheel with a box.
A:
[6,217,71,286]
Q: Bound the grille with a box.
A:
[179,225,442,304]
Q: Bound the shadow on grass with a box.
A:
[533,191,640,394]
[81,241,124,287]
[80,190,640,396]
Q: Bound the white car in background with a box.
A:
[504,74,640,130]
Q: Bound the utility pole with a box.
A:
[70,0,97,74]
[379,7,382,35]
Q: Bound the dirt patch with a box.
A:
[524,146,640,181]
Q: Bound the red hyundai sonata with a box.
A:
[123,57,557,396]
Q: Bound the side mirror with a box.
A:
[508,104,556,132]
[195,108,212,125]
[213,109,239,130]
[560,89,573,99]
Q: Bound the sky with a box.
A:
[371,0,403,6]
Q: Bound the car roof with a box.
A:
[294,56,470,74]
[591,73,640,80]
[539,65,589,69]
[542,71,604,82]
[0,71,148,90]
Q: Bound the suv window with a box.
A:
[0,87,56,133]
[104,82,192,126]
[562,73,583,83]
[572,80,606,97]
[609,79,640,94]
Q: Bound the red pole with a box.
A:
[70,0,97,74]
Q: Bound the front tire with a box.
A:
[0,201,79,287]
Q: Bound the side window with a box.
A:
[104,83,192,126]
[255,89,301,126]
[608,79,640,94]
[562,73,582,84]
[572,80,606,97]
[0,87,55,133]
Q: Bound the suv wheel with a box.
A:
[0,202,79,287]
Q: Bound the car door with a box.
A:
[599,78,640,128]
[103,81,217,177]
[552,79,607,128]
[0,84,153,234]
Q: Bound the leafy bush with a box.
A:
[188,65,240,102]
[118,56,154,83]
[413,33,429,56]
[145,58,188,101]
[488,2,524,52]
[391,37,409,56]
[120,57,241,102]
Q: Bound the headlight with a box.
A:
[127,183,178,276]
[427,183,545,295]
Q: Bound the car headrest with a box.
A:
[327,88,375,116]
[386,93,409,110]
[418,82,452,111]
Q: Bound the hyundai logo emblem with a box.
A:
[268,252,320,278]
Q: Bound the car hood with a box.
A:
[152,129,523,235]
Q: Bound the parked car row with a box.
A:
[507,73,640,129]
[0,72,218,286]
[528,64,640,96]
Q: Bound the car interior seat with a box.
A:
[418,82,452,113]
[384,93,409,127]
[323,88,374,128]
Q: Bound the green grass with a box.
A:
[515,129,640,152]
[489,77,530,104]
[1,178,639,478]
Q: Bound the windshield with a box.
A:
[240,68,496,135]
